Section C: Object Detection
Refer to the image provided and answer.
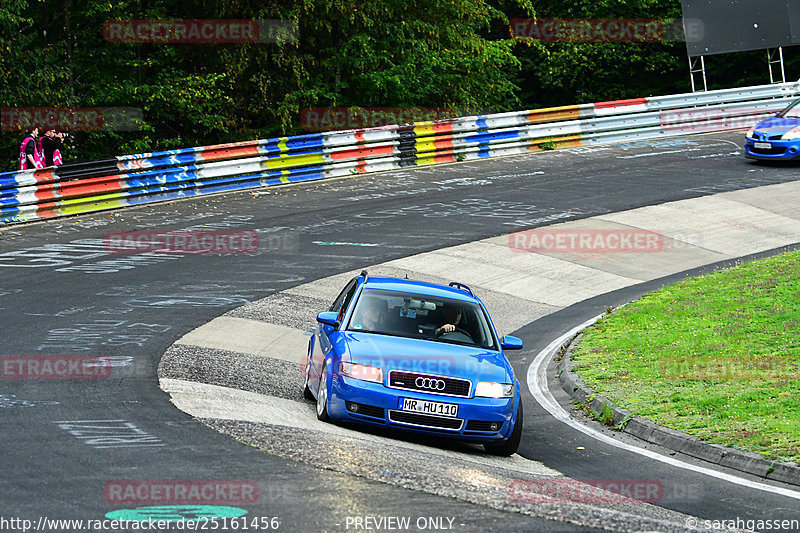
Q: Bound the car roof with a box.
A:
[361,276,478,303]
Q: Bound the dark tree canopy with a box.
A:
[1,0,794,170]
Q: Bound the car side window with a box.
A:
[338,282,359,321]
[329,278,356,312]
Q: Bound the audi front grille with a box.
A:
[388,410,464,431]
[387,371,471,397]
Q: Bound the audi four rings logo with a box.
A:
[415,377,446,390]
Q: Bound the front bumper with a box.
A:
[744,138,800,160]
[327,374,518,443]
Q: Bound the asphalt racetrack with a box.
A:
[1,132,799,532]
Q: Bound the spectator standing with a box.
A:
[39,127,64,167]
[19,127,44,170]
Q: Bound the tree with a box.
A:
[510,0,686,107]
[1,0,534,170]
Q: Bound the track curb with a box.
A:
[557,330,800,487]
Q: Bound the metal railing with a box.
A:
[2,81,798,226]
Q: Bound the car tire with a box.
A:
[485,400,523,457]
[316,361,331,422]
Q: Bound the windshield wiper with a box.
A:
[432,338,478,348]
[350,328,388,335]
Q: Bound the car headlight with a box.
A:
[745,126,755,138]
[475,381,514,398]
[782,127,800,140]
[340,362,382,383]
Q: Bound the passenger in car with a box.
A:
[354,297,388,332]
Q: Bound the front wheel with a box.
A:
[485,401,523,456]
[316,361,331,422]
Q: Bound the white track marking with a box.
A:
[526,318,800,501]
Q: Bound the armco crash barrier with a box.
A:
[2,82,798,226]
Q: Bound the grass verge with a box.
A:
[571,250,800,463]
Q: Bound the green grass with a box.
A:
[571,250,800,463]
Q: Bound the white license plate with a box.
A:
[400,398,458,417]
[754,142,772,149]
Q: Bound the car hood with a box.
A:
[341,331,513,384]
[754,116,800,136]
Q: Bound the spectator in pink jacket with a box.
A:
[19,127,44,170]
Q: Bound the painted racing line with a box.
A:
[527,315,800,501]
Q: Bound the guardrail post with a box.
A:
[689,56,707,92]
[768,48,786,84]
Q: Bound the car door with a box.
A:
[311,277,358,388]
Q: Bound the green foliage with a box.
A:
[1,0,798,171]
[229,0,530,132]
[1,0,531,168]
[538,140,557,150]
[511,0,686,107]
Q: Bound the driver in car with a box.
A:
[435,305,463,336]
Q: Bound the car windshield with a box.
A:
[778,99,800,118]
[347,288,498,350]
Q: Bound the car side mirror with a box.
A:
[501,335,523,350]
[317,311,340,329]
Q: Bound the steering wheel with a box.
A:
[438,328,473,343]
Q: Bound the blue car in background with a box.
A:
[302,271,524,456]
[745,98,800,160]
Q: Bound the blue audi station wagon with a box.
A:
[303,271,524,456]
